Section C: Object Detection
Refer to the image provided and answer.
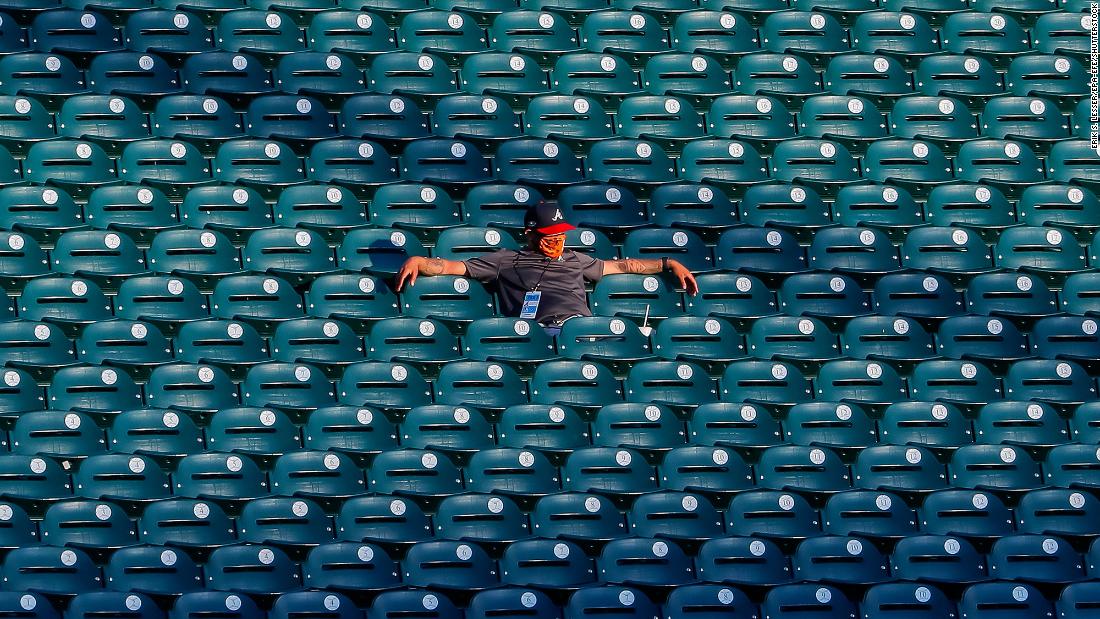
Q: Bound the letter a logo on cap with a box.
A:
[553,209,563,221]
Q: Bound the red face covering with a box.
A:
[537,233,567,259]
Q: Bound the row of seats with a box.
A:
[0,46,1089,113]
[12,267,1100,335]
[0,136,1094,208]
[17,394,1100,460]
[2,441,1100,502]
[2,177,1100,253]
[6,529,1100,592]
[4,306,1100,371]
[2,8,1092,61]
[8,90,1099,153]
[5,580,1099,619]
[10,222,1100,286]
[8,486,1100,551]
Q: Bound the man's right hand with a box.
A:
[395,256,469,291]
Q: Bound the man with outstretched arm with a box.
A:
[395,202,698,335]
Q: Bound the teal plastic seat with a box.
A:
[942,12,1029,68]
[915,54,1003,107]
[616,94,704,151]
[909,359,1001,411]
[212,138,304,198]
[146,363,240,413]
[84,51,180,108]
[0,52,88,109]
[678,138,769,194]
[10,409,104,459]
[707,94,795,154]
[974,400,1067,448]
[210,274,304,333]
[148,228,243,291]
[888,95,977,154]
[529,359,622,412]
[497,403,588,454]
[302,405,397,460]
[270,450,365,502]
[152,95,243,155]
[878,400,971,451]
[56,95,147,154]
[670,11,758,67]
[0,321,75,380]
[335,230,422,278]
[980,96,1068,155]
[434,227,519,262]
[117,139,211,198]
[647,182,739,239]
[434,493,529,544]
[338,361,432,412]
[1006,358,1095,405]
[761,11,850,66]
[433,361,527,412]
[174,451,268,503]
[366,52,456,107]
[74,453,171,507]
[585,137,675,195]
[815,359,908,409]
[274,52,364,107]
[555,183,646,240]
[214,10,305,64]
[20,277,112,334]
[1019,183,1100,237]
[687,401,781,453]
[622,227,712,271]
[339,94,428,152]
[562,446,656,499]
[747,315,839,366]
[733,53,821,106]
[239,361,335,413]
[778,272,873,320]
[48,365,142,417]
[458,52,550,108]
[756,444,851,493]
[271,185,366,241]
[499,539,593,589]
[799,95,886,155]
[850,12,939,65]
[923,183,1014,241]
[937,315,1029,370]
[995,225,1085,284]
[305,274,399,330]
[902,226,998,281]
[366,180,460,236]
[51,229,145,290]
[831,183,923,238]
[174,318,265,377]
[85,185,179,245]
[178,184,270,244]
[489,10,580,68]
[269,317,362,373]
[242,226,337,285]
[823,54,912,106]
[493,138,584,191]
[862,138,952,197]
[307,11,394,63]
[590,273,684,320]
[624,360,717,409]
[640,54,732,108]
[462,183,544,232]
[806,226,902,282]
[109,408,203,460]
[76,320,172,379]
[113,275,207,336]
[40,500,136,552]
[245,94,337,149]
[0,95,55,155]
[579,11,668,67]
[713,226,808,284]
[139,497,235,550]
[396,11,487,67]
[1033,12,1092,58]
[402,540,497,592]
[1045,443,1100,489]
[841,315,935,366]
[367,448,462,499]
[400,275,495,332]
[0,231,50,291]
[1006,54,1088,106]
[124,9,212,61]
[954,139,1045,198]
[335,494,431,547]
[950,443,1042,493]
[549,52,643,109]
[431,94,520,154]
[1061,272,1100,315]
[721,359,812,406]
[398,137,490,190]
[23,140,116,198]
[402,406,492,455]
[204,544,300,595]
[1047,139,1100,191]
[769,138,860,197]
[180,51,275,109]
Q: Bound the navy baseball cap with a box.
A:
[524,202,575,235]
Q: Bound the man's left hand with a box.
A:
[668,259,699,295]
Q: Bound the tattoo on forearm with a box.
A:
[423,258,445,275]
[618,258,660,274]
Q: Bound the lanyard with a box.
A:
[513,253,555,292]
